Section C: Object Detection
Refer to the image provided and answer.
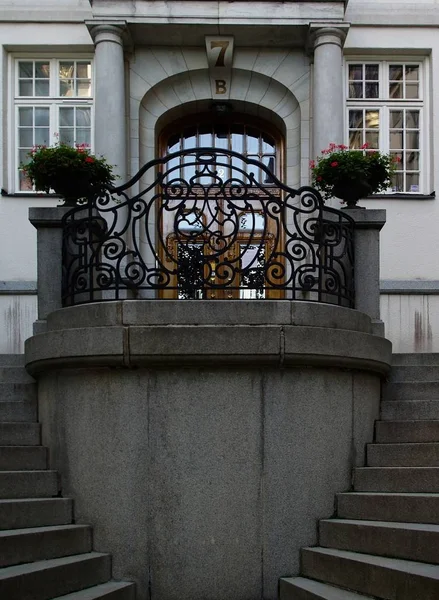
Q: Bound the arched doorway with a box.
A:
[158,113,285,299]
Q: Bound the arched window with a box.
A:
[159,114,283,184]
[158,114,284,300]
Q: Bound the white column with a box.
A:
[90,24,127,183]
[311,24,349,158]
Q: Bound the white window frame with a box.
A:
[8,54,94,194]
[344,56,430,195]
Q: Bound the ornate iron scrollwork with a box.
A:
[62,148,355,307]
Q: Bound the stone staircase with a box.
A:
[0,354,136,600]
[280,353,439,599]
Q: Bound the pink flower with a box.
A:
[394,156,402,163]
[317,176,323,181]
[85,157,94,163]
[329,143,337,150]
[309,160,316,169]
[331,161,339,167]
[361,142,370,149]
[337,144,348,150]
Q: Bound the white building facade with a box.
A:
[1,0,438,353]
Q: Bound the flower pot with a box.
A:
[332,180,372,208]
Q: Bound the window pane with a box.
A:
[75,129,91,146]
[19,62,33,78]
[406,65,419,81]
[77,81,92,97]
[262,156,275,183]
[390,111,403,128]
[406,151,419,170]
[349,82,363,99]
[406,131,419,149]
[366,110,379,128]
[59,80,74,97]
[168,134,181,153]
[247,156,260,182]
[389,83,402,98]
[349,65,363,80]
[19,129,33,147]
[349,110,363,128]
[406,83,419,99]
[391,152,403,166]
[262,134,275,153]
[390,132,403,149]
[391,172,404,192]
[406,110,420,128]
[59,107,74,127]
[365,82,379,98]
[365,64,379,79]
[35,108,50,126]
[365,131,379,148]
[231,131,244,153]
[19,149,31,165]
[246,129,259,154]
[59,62,74,79]
[349,131,363,149]
[18,107,33,126]
[35,128,50,146]
[19,81,33,96]
[389,65,403,80]
[35,62,50,78]
[19,171,33,191]
[76,107,91,127]
[77,62,91,78]
[407,173,420,192]
[59,128,74,145]
[35,80,50,96]
[214,128,228,150]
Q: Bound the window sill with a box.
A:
[1,189,62,199]
[365,192,435,201]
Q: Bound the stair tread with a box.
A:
[338,491,439,497]
[50,581,135,600]
[0,524,90,538]
[281,576,375,599]
[321,518,439,532]
[0,552,109,579]
[303,547,439,577]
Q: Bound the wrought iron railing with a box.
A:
[62,148,355,307]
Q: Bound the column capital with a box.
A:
[86,21,129,47]
[308,23,350,52]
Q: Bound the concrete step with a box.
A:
[320,518,439,564]
[0,470,58,498]
[381,400,439,421]
[280,576,375,600]
[389,366,439,383]
[51,581,136,600]
[376,420,439,443]
[337,492,439,524]
[354,466,439,493]
[0,524,92,567]
[0,383,36,402]
[0,367,35,384]
[368,442,439,466]
[0,355,24,367]
[0,552,111,600]
[0,422,40,446]
[0,446,47,470]
[384,381,439,401]
[301,547,439,599]
[393,353,439,366]
[0,498,73,529]
[0,401,37,422]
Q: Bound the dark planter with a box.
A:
[332,180,372,208]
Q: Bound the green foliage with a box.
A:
[21,142,116,200]
[310,143,397,201]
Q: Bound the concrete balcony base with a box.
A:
[25,300,391,600]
